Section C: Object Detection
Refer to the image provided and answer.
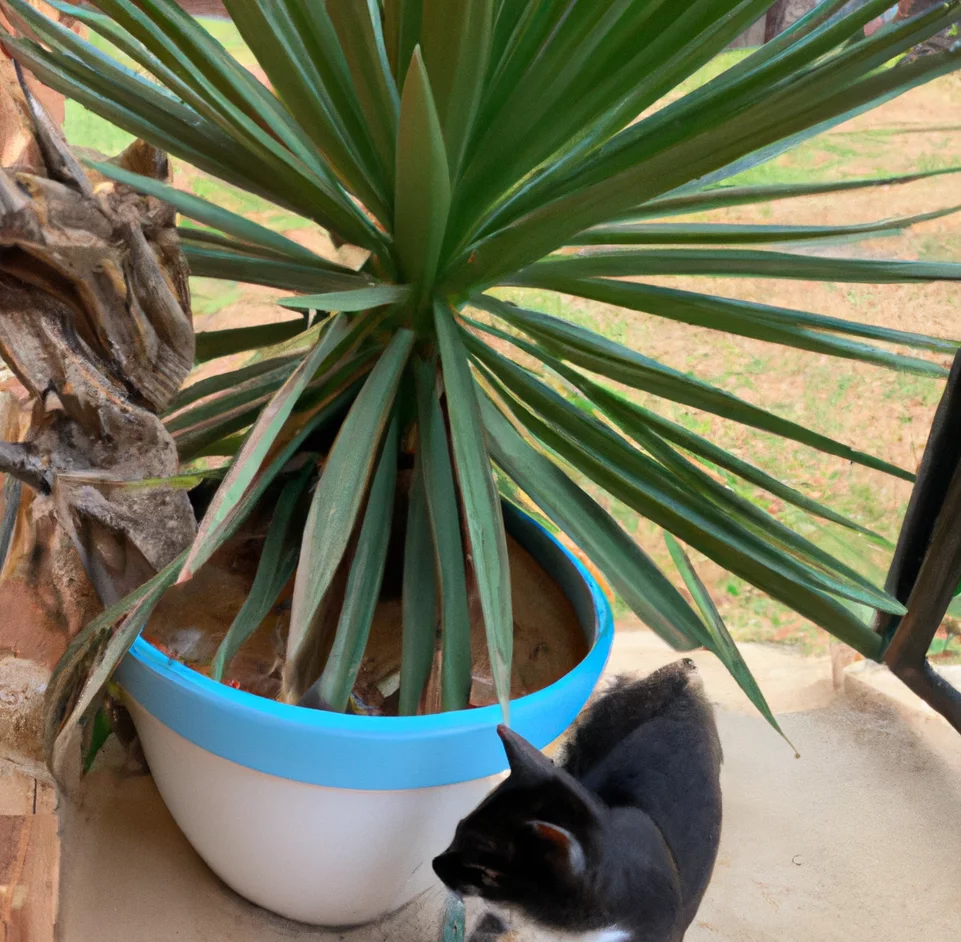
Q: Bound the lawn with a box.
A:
[62,34,961,659]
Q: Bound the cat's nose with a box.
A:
[432,851,456,884]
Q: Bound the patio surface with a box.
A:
[27,631,956,942]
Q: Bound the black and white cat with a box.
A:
[433,659,723,941]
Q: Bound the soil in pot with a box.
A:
[143,477,588,715]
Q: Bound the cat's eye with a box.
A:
[474,836,514,862]
[463,862,502,888]
[471,835,500,853]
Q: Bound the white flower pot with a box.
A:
[117,508,614,926]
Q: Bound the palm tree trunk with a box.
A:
[0,59,197,762]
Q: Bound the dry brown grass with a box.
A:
[497,76,961,654]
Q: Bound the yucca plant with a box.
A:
[3,0,961,770]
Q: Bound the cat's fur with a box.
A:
[433,659,722,941]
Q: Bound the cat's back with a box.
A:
[564,661,723,927]
[563,660,722,785]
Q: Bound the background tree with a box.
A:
[766,1,821,42]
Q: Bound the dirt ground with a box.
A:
[492,72,961,655]
[173,1,228,15]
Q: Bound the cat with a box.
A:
[433,659,723,941]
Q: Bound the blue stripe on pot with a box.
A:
[116,506,614,790]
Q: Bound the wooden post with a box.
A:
[0,768,59,942]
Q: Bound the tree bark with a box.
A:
[0,1,84,169]
[0,59,196,708]
[765,0,819,43]
[765,0,791,43]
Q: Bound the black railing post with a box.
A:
[875,349,961,733]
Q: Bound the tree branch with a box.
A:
[0,440,51,493]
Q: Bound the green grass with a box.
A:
[199,18,259,69]
[671,49,752,96]
[190,278,244,318]
[64,102,134,154]
[491,269,954,653]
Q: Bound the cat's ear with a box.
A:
[527,821,586,877]
[497,725,554,784]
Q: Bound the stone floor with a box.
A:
[3,631,960,941]
[22,632,954,942]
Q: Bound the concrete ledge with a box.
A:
[843,658,961,725]
[606,629,838,715]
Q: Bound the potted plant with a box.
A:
[1,0,960,927]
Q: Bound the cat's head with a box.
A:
[433,725,602,911]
